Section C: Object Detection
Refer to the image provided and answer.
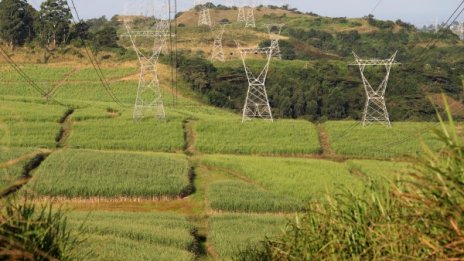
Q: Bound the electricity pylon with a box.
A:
[351,51,399,127]
[265,24,284,59]
[245,7,256,28]
[237,0,246,22]
[236,41,275,122]
[211,23,228,62]
[122,18,168,120]
[196,0,212,27]
[452,22,464,40]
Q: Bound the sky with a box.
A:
[27,0,464,27]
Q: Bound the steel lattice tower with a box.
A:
[237,0,246,22]
[236,42,275,122]
[196,0,212,27]
[351,51,399,127]
[265,24,284,59]
[245,7,256,28]
[122,11,168,120]
[211,24,228,62]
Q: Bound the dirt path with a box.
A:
[316,123,335,157]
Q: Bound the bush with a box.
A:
[0,197,86,260]
[235,98,464,260]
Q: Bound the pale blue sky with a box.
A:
[27,0,463,26]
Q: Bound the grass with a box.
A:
[68,118,185,152]
[346,160,412,184]
[208,214,287,260]
[66,211,195,261]
[66,67,138,81]
[0,100,68,122]
[31,149,191,198]
[0,121,60,148]
[0,147,38,189]
[324,121,442,158]
[202,155,364,201]
[195,119,321,155]
[207,180,302,213]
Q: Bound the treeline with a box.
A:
[0,0,120,51]
[176,50,463,121]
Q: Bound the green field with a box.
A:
[207,180,302,213]
[0,147,38,189]
[195,119,321,155]
[68,118,185,152]
[202,154,365,201]
[67,211,195,261]
[325,121,441,158]
[31,149,191,198]
[208,214,287,260]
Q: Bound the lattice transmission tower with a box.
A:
[211,23,228,62]
[237,0,246,22]
[245,0,256,28]
[122,1,169,120]
[351,51,399,127]
[265,24,284,59]
[236,42,275,122]
[196,0,212,27]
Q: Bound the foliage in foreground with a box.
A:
[235,103,464,260]
[0,197,84,260]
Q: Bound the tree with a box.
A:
[0,0,35,49]
[37,0,72,49]
[93,25,119,50]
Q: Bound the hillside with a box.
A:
[0,3,463,260]
[163,6,464,121]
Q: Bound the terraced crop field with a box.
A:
[31,149,191,198]
[67,211,196,261]
[324,121,441,158]
[0,61,432,260]
[195,119,321,155]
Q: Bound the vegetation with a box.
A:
[209,214,286,260]
[236,105,464,260]
[68,118,185,152]
[31,149,191,198]
[66,211,195,261]
[195,119,321,155]
[0,197,84,260]
[202,155,364,201]
[207,180,302,213]
[325,121,442,158]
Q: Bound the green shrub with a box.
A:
[0,198,85,260]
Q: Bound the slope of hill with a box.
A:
[0,4,462,260]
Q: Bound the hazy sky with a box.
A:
[27,0,463,26]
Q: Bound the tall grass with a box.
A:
[68,118,185,152]
[195,119,321,155]
[66,211,195,261]
[207,180,302,213]
[202,155,364,201]
[0,197,85,260]
[325,121,442,158]
[31,149,191,198]
[209,214,287,260]
[236,102,464,260]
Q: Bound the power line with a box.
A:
[66,0,128,108]
[370,0,383,15]
[0,46,71,108]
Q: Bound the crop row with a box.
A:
[66,211,195,261]
[31,149,191,198]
